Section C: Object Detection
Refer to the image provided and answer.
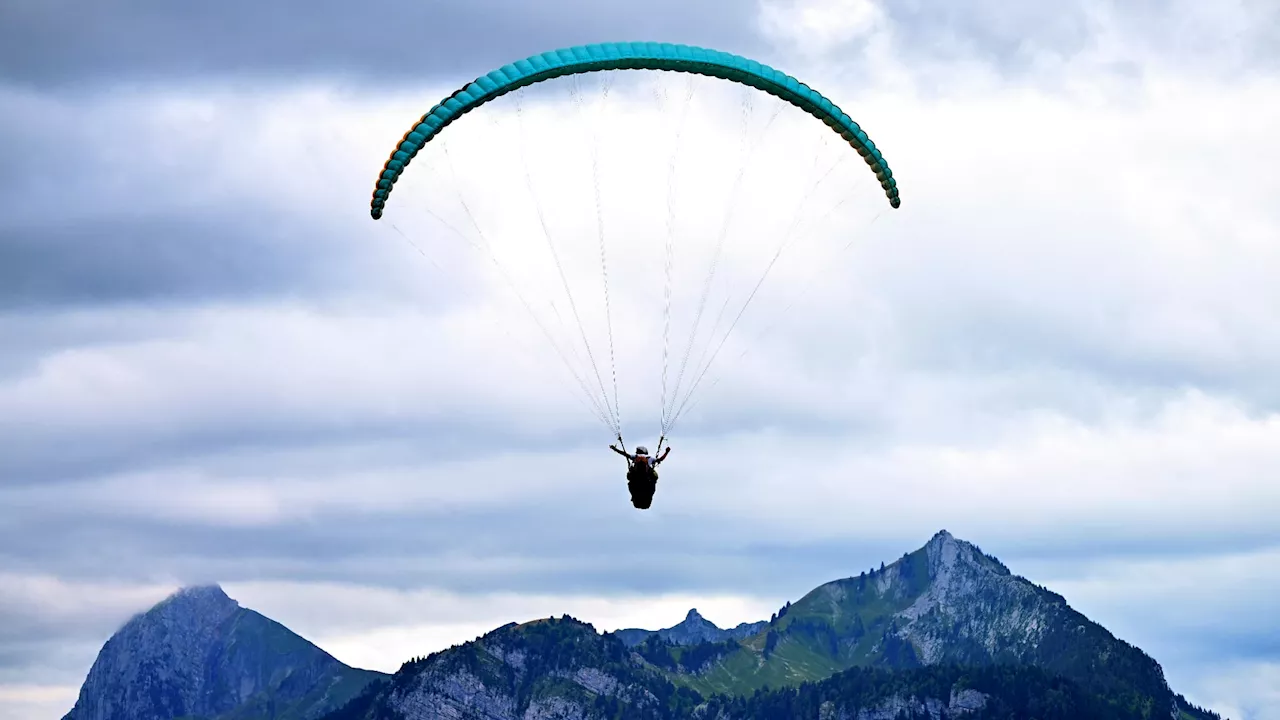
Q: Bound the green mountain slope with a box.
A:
[322,615,1177,720]
[654,531,1175,720]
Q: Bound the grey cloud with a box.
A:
[886,302,1280,414]
[0,310,182,380]
[0,618,111,671]
[0,407,596,489]
[0,457,906,596]
[0,0,763,88]
[8,446,1278,596]
[775,0,1280,83]
[0,641,101,685]
[882,0,1094,69]
[0,210,374,310]
[0,94,481,314]
[1000,533,1280,569]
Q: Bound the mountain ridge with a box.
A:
[63,530,1225,720]
[323,613,1199,720]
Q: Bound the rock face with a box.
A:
[62,585,384,720]
[891,531,1176,716]
[328,616,690,720]
[613,609,767,648]
[887,529,1069,666]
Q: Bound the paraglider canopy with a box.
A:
[370,42,901,221]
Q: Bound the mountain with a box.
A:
[66,531,1223,720]
[680,530,1177,718]
[321,615,1177,720]
[612,608,768,648]
[323,530,1201,720]
[62,584,385,720]
[323,615,702,720]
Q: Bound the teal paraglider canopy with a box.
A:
[369,41,901,220]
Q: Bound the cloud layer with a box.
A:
[3,1,1278,719]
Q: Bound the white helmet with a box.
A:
[635,446,649,455]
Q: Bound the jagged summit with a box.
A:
[611,607,767,648]
[919,529,1009,582]
[96,584,241,657]
[945,529,1010,572]
[879,529,1011,585]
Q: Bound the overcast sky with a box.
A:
[2,1,1279,719]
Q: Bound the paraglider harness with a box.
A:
[615,436,665,510]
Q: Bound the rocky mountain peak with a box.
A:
[920,529,1011,582]
[170,583,235,603]
[923,530,977,586]
[920,528,953,559]
[152,583,239,619]
[660,608,727,646]
[895,532,1069,659]
[678,530,1177,719]
[104,583,242,663]
[63,584,383,720]
[612,607,767,648]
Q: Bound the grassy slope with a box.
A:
[666,543,1176,720]
[677,547,933,696]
